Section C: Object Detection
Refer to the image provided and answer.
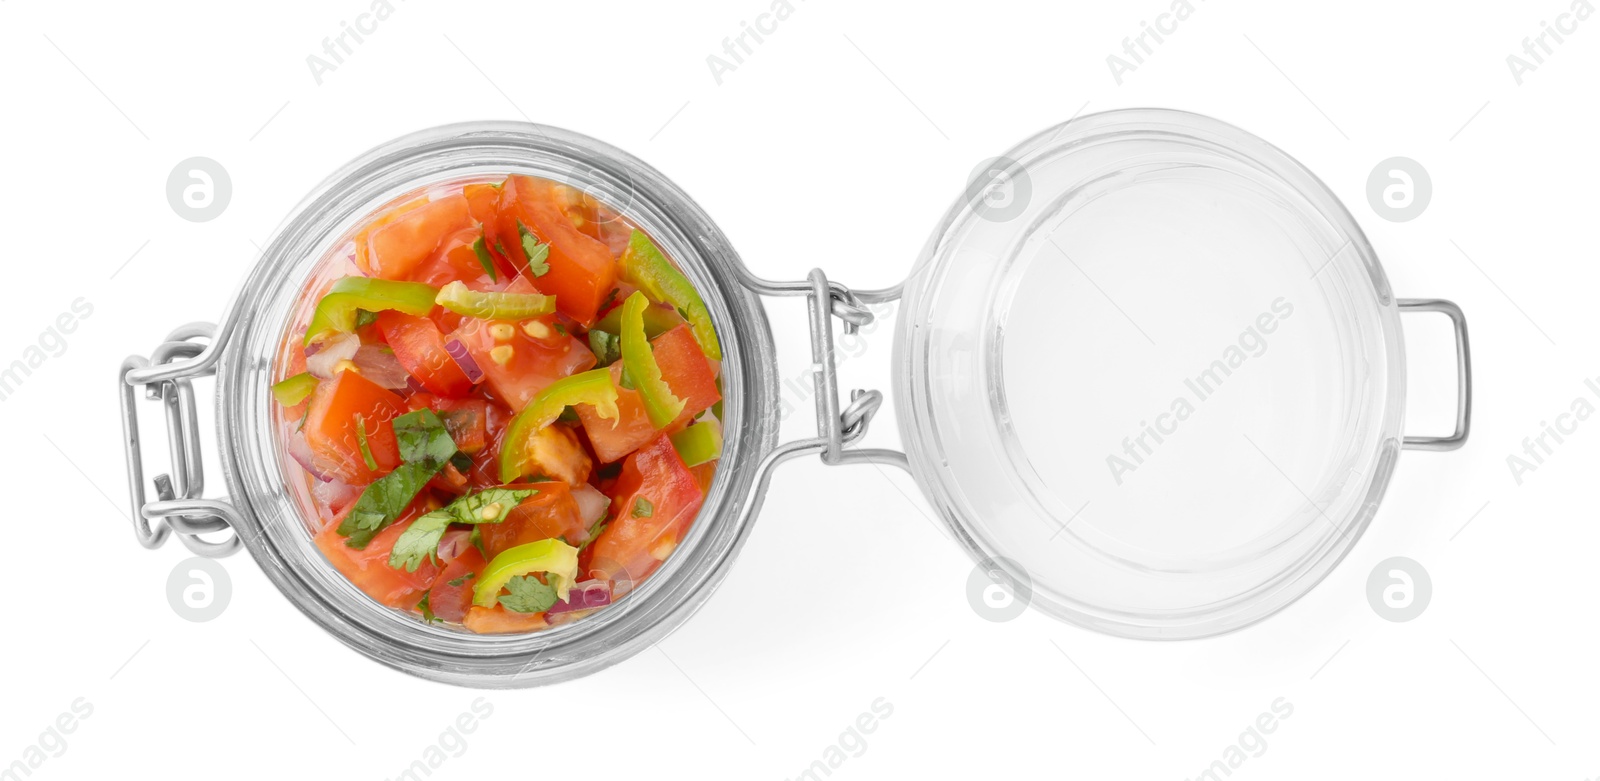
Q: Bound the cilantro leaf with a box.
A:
[517,220,551,277]
[632,497,654,518]
[472,233,499,282]
[387,488,536,572]
[393,409,456,465]
[499,574,559,613]
[337,410,460,549]
[338,462,440,548]
[387,509,454,572]
[589,329,621,366]
[447,572,475,587]
[353,414,378,472]
[354,309,379,329]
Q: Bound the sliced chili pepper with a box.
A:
[619,291,685,429]
[305,277,438,346]
[498,368,619,483]
[618,230,722,360]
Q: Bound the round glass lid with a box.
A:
[895,109,1407,639]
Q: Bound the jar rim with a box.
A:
[215,121,780,687]
[893,108,1408,639]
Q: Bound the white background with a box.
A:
[2,0,1596,779]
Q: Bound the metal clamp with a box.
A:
[119,322,243,558]
[1398,298,1472,452]
[737,267,909,473]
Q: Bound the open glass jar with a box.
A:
[118,110,1471,686]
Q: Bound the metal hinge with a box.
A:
[119,322,244,558]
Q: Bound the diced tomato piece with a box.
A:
[427,546,486,624]
[361,194,473,280]
[516,425,593,487]
[447,313,596,414]
[689,461,717,494]
[351,196,427,275]
[462,605,548,633]
[408,227,504,291]
[651,324,721,416]
[464,182,501,225]
[561,186,634,257]
[303,371,405,485]
[376,311,474,398]
[314,506,442,609]
[405,394,489,455]
[575,364,655,463]
[495,175,617,325]
[480,481,589,560]
[439,401,489,454]
[587,434,704,586]
[449,401,514,490]
[575,324,721,463]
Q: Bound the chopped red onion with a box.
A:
[571,483,611,527]
[546,580,612,615]
[312,476,361,513]
[405,375,428,396]
[437,529,474,562]
[352,345,411,390]
[444,339,485,383]
[306,333,359,379]
[287,435,334,482]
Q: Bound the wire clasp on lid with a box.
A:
[736,266,909,472]
[119,309,247,558]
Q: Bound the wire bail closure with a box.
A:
[119,322,243,558]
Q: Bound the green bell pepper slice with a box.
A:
[304,276,438,345]
[498,368,620,483]
[593,298,683,339]
[473,538,580,608]
[270,372,318,406]
[620,291,686,429]
[435,280,556,320]
[669,421,723,466]
[618,230,722,360]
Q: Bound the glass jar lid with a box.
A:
[894,109,1416,639]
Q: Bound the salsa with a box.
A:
[273,175,723,634]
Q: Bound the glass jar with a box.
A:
[118,110,1472,686]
